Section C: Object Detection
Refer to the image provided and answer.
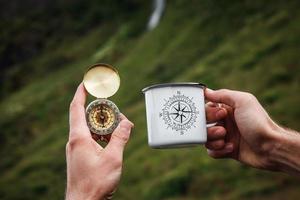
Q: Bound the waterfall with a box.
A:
[147,0,166,30]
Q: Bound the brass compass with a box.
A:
[83,63,121,142]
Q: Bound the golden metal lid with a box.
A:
[83,63,120,98]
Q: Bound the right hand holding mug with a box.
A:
[205,88,300,176]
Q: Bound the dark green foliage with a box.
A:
[0,0,149,98]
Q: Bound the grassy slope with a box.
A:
[1,0,300,199]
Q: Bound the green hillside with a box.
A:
[1,0,300,199]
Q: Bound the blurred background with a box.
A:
[0,0,300,199]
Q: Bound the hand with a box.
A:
[204,88,282,170]
[66,83,134,200]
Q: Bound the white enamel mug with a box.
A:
[142,83,209,148]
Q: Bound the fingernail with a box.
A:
[206,88,214,93]
[129,121,134,128]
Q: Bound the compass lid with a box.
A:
[83,63,120,98]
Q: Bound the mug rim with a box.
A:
[142,82,206,93]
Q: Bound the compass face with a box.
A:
[86,99,120,135]
[160,91,199,134]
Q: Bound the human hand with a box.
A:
[204,88,282,171]
[66,83,134,200]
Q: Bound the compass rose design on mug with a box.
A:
[160,91,199,135]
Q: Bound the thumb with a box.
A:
[205,88,237,108]
[105,116,134,155]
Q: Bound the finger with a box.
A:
[120,113,134,128]
[69,83,90,139]
[205,103,228,123]
[207,143,234,158]
[207,126,226,141]
[205,140,225,150]
[205,88,238,108]
[206,102,218,107]
[105,116,134,155]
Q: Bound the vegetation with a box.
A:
[0,0,299,199]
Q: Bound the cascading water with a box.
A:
[147,0,166,30]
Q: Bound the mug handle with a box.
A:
[205,102,221,128]
[206,122,217,128]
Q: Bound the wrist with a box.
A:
[263,122,285,171]
[257,120,282,171]
[267,123,300,175]
[66,185,106,200]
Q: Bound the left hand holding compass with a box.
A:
[66,83,134,200]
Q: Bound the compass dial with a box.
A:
[86,99,120,135]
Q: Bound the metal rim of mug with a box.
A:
[142,82,206,93]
